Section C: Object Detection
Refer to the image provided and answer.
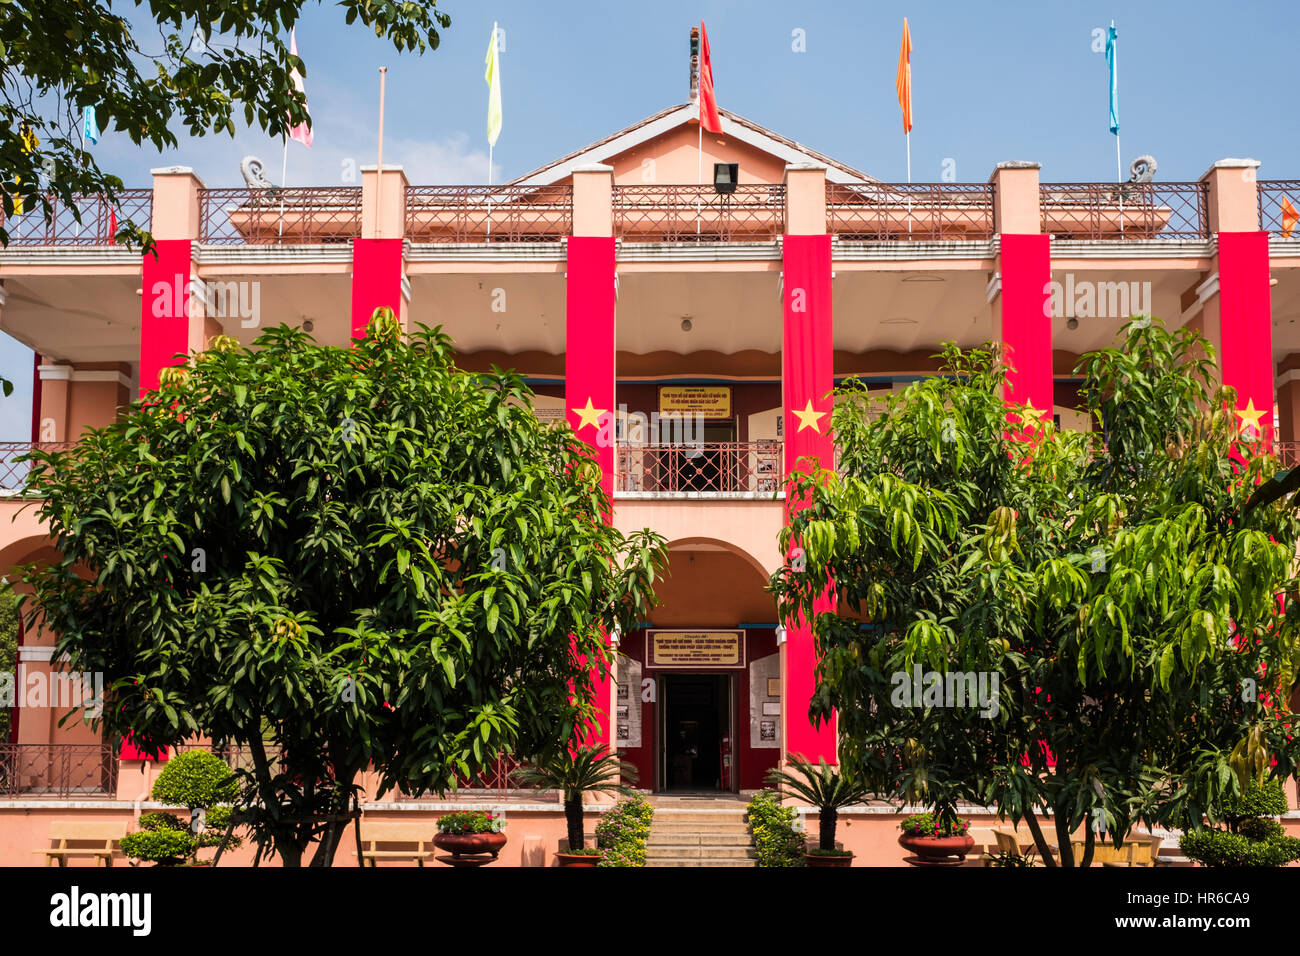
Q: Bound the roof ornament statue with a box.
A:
[1127,155,1157,183]
[240,156,275,189]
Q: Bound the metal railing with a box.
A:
[1258,181,1300,238]
[613,184,784,242]
[1275,442,1300,468]
[198,186,362,244]
[5,189,153,246]
[826,182,995,241]
[0,744,119,798]
[0,442,76,492]
[616,441,783,493]
[1040,182,1210,239]
[405,184,572,242]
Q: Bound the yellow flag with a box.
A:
[485,22,502,148]
[13,125,38,216]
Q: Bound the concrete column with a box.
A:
[140,167,205,397]
[781,162,836,763]
[1193,159,1273,442]
[989,161,1052,420]
[566,163,616,748]
[352,165,409,336]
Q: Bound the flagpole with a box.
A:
[487,22,498,238]
[906,130,912,236]
[376,66,387,239]
[697,119,703,235]
[1116,134,1124,237]
[278,134,288,238]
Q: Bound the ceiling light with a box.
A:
[901,274,945,283]
[681,317,693,332]
[880,316,916,325]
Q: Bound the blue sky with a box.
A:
[2,0,1296,438]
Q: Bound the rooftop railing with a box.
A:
[0,442,76,492]
[1040,182,1210,239]
[0,744,119,798]
[198,186,362,244]
[613,184,784,241]
[617,441,783,494]
[826,182,995,241]
[4,189,153,246]
[1258,181,1300,239]
[405,184,572,242]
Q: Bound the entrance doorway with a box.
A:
[659,673,733,792]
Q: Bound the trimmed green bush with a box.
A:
[745,789,806,867]
[0,585,17,742]
[1181,779,1300,868]
[596,794,654,867]
[121,828,197,864]
[122,749,242,865]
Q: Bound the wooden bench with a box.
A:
[35,821,129,867]
[354,822,435,867]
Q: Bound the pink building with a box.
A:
[1,38,1297,865]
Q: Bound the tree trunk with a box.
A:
[310,767,360,868]
[1054,804,1075,868]
[819,807,837,851]
[565,797,585,851]
[1023,808,1056,867]
[1079,823,1095,868]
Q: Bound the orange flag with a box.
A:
[698,21,723,134]
[896,18,913,134]
[1282,196,1298,239]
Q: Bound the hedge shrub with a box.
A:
[596,794,654,867]
[745,789,806,867]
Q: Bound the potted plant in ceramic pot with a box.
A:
[513,745,636,867]
[898,811,974,865]
[764,754,870,867]
[433,810,507,864]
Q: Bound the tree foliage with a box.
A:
[21,316,665,866]
[773,320,1300,866]
[0,0,451,247]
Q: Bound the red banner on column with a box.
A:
[139,240,193,398]
[782,234,837,763]
[999,233,1053,420]
[350,238,404,340]
[1218,231,1274,444]
[566,235,617,747]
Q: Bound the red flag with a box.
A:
[896,18,913,134]
[288,28,313,148]
[698,21,722,134]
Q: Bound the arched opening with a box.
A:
[615,538,782,794]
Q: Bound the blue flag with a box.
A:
[83,106,99,146]
[1105,22,1119,135]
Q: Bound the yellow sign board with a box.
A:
[648,630,745,669]
[658,386,732,418]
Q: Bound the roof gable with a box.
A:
[511,104,878,187]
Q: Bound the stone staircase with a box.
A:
[645,798,757,867]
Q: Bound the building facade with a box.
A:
[1,75,1298,862]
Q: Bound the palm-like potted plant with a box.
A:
[764,754,870,867]
[513,745,637,866]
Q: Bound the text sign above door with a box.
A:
[658,386,732,418]
[648,630,745,669]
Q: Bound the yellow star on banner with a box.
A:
[792,400,827,433]
[1236,398,1267,436]
[571,397,606,431]
[1020,404,1047,430]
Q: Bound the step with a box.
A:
[645,857,758,868]
[647,832,753,847]
[646,845,756,861]
[649,822,749,836]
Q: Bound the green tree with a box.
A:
[21,315,666,867]
[0,584,16,740]
[773,320,1300,866]
[0,0,451,248]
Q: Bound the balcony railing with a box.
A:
[0,744,119,798]
[405,185,572,242]
[827,182,995,241]
[617,441,783,494]
[1040,182,1210,239]
[1275,442,1300,468]
[1258,181,1300,239]
[198,186,362,244]
[5,189,153,246]
[0,442,76,492]
[613,184,784,242]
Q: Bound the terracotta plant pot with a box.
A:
[555,851,602,867]
[898,833,975,865]
[803,851,854,868]
[433,831,508,860]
